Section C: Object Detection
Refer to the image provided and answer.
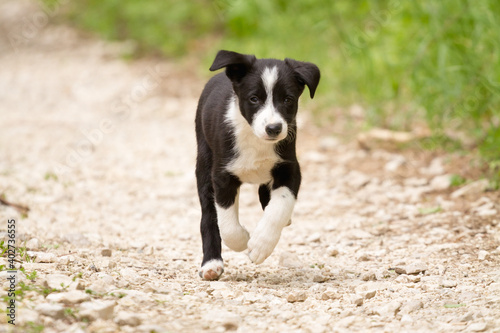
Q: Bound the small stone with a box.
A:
[35,303,64,319]
[326,246,339,257]
[79,300,116,321]
[321,288,338,300]
[114,311,142,326]
[430,174,452,191]
[361,272,377,281]
[63,233,91,247]
[28,251,57,263]
[405,262,427,275]
[440,280,458,288]
[279,252,303,268]
[460,312,474,322]
[374,301,402,317]
[101,248,112,257]
[363,290,376,299]
[307,232,322,243]
[44,274,74,290]
[401,300,423,314]
[25,238,40,250]
[313,274,328,283]
[451,179,489,198]
[16,308,39,325]
[469,322,488,332]
[46,290,90,304]
[287,291,307,303]
[478,250,489,261]
[352,295,364,306]
[57,255,76,265]
[400,314,413,323]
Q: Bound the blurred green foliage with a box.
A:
[48,0,500,179]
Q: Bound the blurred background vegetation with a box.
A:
[45,0,500,183]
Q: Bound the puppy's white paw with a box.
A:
[199,259,224,280]
[247,227,281,264]
[221,225,250,252]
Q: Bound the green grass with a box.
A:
[42,0,500,182]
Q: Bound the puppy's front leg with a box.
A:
[214,173,250,252]
[247,186,296,264]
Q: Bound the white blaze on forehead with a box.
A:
[261,66,279,96]
[252,66,287,141]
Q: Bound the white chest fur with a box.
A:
[225,97,281,184]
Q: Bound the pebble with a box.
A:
[307,232,322,243]
[361,272,376,281]
[440,280,458,288]
[352,295,364,306]
[114,311,142,326]
[374,301,402,317]
[35,303,64,319]
[430,174,452,190]
[287,291,308,303]
[395,262,427,275]
[25,238,40,250]
[478,250,489,261]
[400,300,423,314]
[28,251,57,263]
[44,274,74,290]
[101,248,112,257]
[321,288,338,300]
[279,251,303,268]
[46,290,90,304]
[313,274,328,283]
[326,246,339,257]
[79,300,116,321]
[469,322,488,332]
[451,179,489,198]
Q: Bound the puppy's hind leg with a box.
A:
[196,144,224,280]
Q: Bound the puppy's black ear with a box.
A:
[285,58,321,99]
[209,50,256,82]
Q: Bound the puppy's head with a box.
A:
[210,50,320,143]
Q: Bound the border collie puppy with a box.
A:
[195,50,320,280]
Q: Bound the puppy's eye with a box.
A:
[249,96,259,104]
[284,97,294,104]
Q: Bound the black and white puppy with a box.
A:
[195,50,320,280]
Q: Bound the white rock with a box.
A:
[352,295,364,306]
[469,322,488,332]
[35,303,64,319]
[385,155,406,172]
[326,246,339,257]
[321,288,338,300]
[44,274,74,290]
[401,300,423,314]
[478,250,490,261]
[114,311,142,326]
[101,248,112,257]
[16,308,39,325]
[279,252,303,268]
[57,255,76,265]
[374,301,402,317]
[420,157,444,175]
[79,300,116,321]
[46,290,90,304]
[28,251,57,263]
[25,238,40,250]
[451,179,489,198]
[287,291,307,303]
[430,174,452,191]
[307,232,322,243]
[440,280,458,288]
[203,310,241,331]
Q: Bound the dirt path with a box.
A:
[1,1,499,332]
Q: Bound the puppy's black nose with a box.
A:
[265,123,283,137]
